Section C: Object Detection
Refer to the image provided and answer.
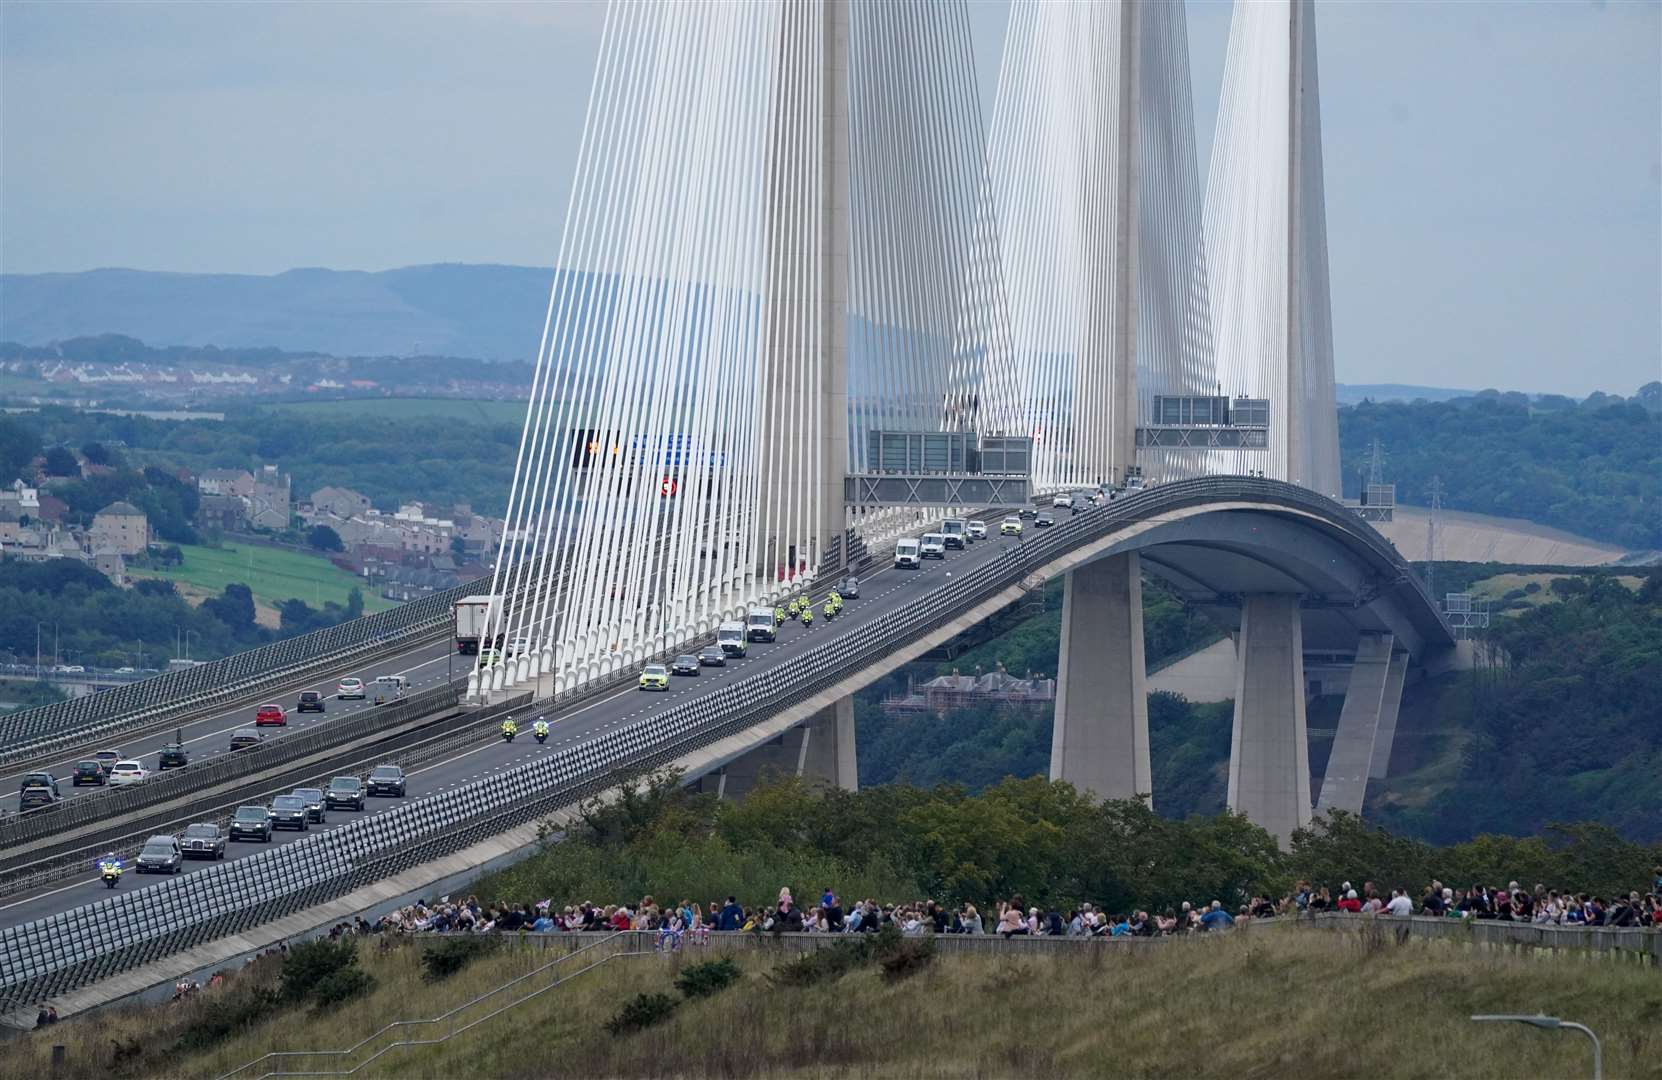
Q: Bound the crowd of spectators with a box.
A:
[354,866,1662,944]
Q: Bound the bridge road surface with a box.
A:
[0,509,1038,930]
[2,640,460,813]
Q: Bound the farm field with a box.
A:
[126,542,397,616]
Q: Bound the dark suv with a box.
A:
[270,795,310,831]
[229,805,272,843]
[296,690,326,713]
[366,765,407,798]
[291,788,327,823]
[72,760,107,786]
[325,776,365,811]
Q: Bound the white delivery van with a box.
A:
[920,533,946,559]
[895,538,921,569]
[717,622,748,658]
[941,519,967,549]
[746,607,777,642]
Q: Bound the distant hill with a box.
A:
[0,264,555,362]
[1335,383,1473,404]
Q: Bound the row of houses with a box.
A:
[880,667,1057,717]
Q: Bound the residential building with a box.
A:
[310,485,371,519]
[197,468,254,498]
[880,667,1057,718]
[247,465,291,531]
[197,493,249,533]
[93,548,127,586]
[0,504,23,545]
[90,501,149,556]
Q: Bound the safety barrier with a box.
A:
[0,553,555,772]
[0,479,1453,1013]
[0,685,461,870]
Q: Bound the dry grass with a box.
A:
[7,928,1660,1080]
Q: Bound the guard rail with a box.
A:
[0,479,1448,1012]
[0,552,555,772]
[0,685,461,863]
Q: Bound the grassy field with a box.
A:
[13,926,1657,1080]
[259,397,528,425]
[126,543,397,615]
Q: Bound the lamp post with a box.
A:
[1471,1015,1601,1080]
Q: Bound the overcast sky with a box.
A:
[2,0,1658,395]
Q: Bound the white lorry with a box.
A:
[453,595,501,656]
[747,607,777,642]
[895,537,921,569]
[941,519,967,549]
[717,621,749,658]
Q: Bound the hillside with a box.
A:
[12,919,1656,1079]
[0,264,554,361]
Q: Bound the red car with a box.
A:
[254,703,288,727]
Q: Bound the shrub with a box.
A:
[313,966,376,1008]
[877,933,937,982]
[605,992,679,1037]
[421,935,500,983]
[769,931,882,988]
[173,988,281,1053]
[279,939,371,1007]
[673,957,742,1000]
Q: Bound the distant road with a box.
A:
[1376,505,1631,567]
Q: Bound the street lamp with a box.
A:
[1471,1015,1601,1080]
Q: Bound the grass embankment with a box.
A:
[259,398,527,425]
[11,927,1658,1080]
[127,542,396,618]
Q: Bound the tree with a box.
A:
[0,416,41,480]
[345,587,364,620]
[307,525,344,552]
[42,446,79,477]
[450,536,467,559]
[202,582,256,631]
[80,441,123,468]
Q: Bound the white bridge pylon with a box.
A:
[468,0,1343,703]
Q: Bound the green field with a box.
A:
[127,543,398,614]
[260,397,529,425]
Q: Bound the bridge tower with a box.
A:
[1204,0,1341,496]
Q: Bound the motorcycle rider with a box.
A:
[98,852,123,886]
[801,605,813,629]
[533,717,550,742]
[500,717,518,741]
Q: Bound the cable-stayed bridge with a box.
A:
[0,0,1460,1021]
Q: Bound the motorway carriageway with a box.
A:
[0,509,1054,931]
[2,640,463,813]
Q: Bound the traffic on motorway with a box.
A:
[1,491,1131,932]
[6,640,461,817]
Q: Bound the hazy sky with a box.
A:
[2,0,1658,395]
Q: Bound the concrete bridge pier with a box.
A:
[1313,632,1394,817]
[1050,553,1152,805]
[1226,592,1312,847]
[1367,651,1410,781]
[694,696,856,801]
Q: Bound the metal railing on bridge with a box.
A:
[0,479,1451,1013]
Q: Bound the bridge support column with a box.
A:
[1050,553,1151,804]
[1367,651,1409,780]
[1227,593,1311,846]
[1313,632,1393,818]
[694,696,856,801]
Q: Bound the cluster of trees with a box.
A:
[1375,573,1662,844]
[0,557,367,673]
[478,771,1659,921]
[1337,392,1661,549]
[855,569,1660,846]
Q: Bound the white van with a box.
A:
[941,519,967,549]
[920,533,946,559]
[895,538,921,569]
[746,607,777,643]
[372,675,407,705]
[717,622,748,658]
